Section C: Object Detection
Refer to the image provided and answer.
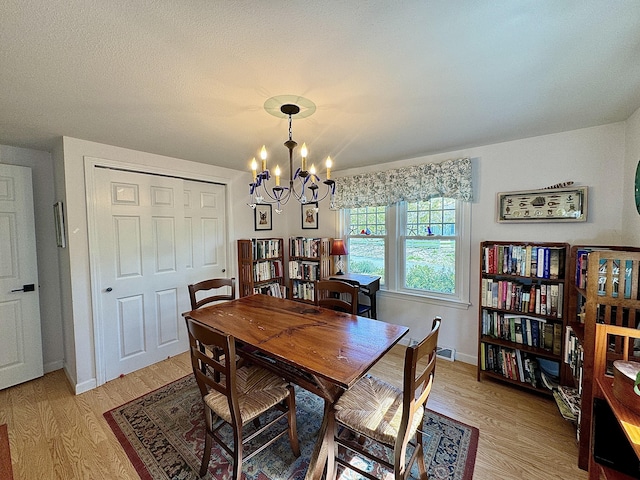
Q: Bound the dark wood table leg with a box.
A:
[369,291,377,319]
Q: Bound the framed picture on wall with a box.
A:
[254,204,272,231]
[301,202,319,229]
[496,186,588,223]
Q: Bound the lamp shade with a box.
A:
[330,239,348,256]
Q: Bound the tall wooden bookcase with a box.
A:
[477,241,570,394]
[288,237,333,303]
[237,238,285,298]
[566,246,640,471]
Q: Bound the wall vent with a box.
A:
[436,346,455,362]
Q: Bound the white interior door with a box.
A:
[93,168,227,382]
[0,164,43,389]
[183,180,228,284]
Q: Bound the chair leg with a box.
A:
[232,422,243,480]
[286,385,301,456]
[199,431,212,477]
[415,429,427,479]
[326,409,337,480]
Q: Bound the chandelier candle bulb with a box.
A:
[260,145,267,172]
[251,158,258,178]
[325,156,332,179]
[300,143,308,171]
[274,165,281,186]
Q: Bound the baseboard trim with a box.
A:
[44,359,64,374]
[63,365,97,395]
[455,352,477,365]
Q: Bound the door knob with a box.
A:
[105,287,113,292]
[11,284,35,292]
[222,268,226,273]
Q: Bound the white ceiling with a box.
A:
[1,1,640,173]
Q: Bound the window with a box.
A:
[346,206,386,284]
[344,197,470,304]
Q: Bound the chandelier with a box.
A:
[247,96,336,214]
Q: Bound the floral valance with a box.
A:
[333,157,473,209]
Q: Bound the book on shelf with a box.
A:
[481,344,557,390]
[574,248,637,298]
[543,323,554,351]
[541,370,559,390]
[288,260,321,280]
[483,313,562,353]
[253,238,281,260]
[482,244,564,279]
[480,279,563,319]
[564,325,584,393]
[290,237,322,258]
[253,282,286,298]
[597,257,635,298]
[291,280,315,301]
[253,258,283,282]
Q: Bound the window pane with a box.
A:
[348,206,386,235]
[405,239,455,294]
[407,198,456,238]
[348,237,385,282]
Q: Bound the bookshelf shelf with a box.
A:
[288,237,333,304]
[237,238,286,298]
[477,241,570,396]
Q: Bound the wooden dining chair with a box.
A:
[188,277,236,310]
[185,317,301,479]
[315,279,360,314]
[329,317,442,480]
[339,278,373,317]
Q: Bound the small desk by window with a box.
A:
[328,273,381,319]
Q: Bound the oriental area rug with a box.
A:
[105,375,478,480]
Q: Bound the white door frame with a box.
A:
[84,156,233,387]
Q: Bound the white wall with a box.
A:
[0,144,65,373]
[54,137,251,392]
[623,106,640,244]
[335,123,627,364]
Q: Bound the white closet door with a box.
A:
[93,168,227,382]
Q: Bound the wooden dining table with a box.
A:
[182,293,409,480]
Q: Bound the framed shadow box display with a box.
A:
[497,186,587,223]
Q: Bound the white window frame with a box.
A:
[342,199,471,307]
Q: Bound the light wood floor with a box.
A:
[0,346,587,479]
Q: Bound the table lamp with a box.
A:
[330,239,348,275]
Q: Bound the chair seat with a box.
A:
[204,365,290,424]
[334,374,424,446]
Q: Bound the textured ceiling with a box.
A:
[1,1,640,173]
